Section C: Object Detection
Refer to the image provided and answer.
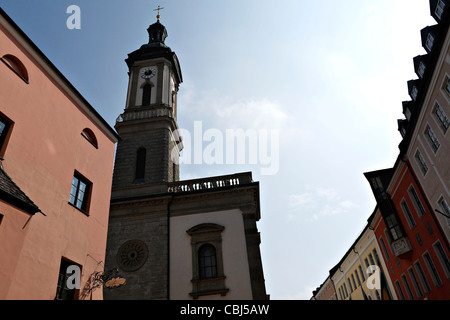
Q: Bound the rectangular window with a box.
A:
[415,151,428,175]
[433,241,450,279]
[423,252,442,287]
[411,86,419,100]
[0,114,12,153]
[55,259,80,300]
[445,76,450,96]
[373,249,381,266]
[395,280,405,300]
[434,104,449,134]
[436,0,445,19]
[414,260,431,294]
[426,33,434,52]
[380,236,390,261]
[424,125,440,153]
[401,274,414,300]
[418,61,426,78]
[385,213,404,241]
[348,278,353,292]
[438,197,450,226]
[401,199,416,229]
[408,267,424,299]
[416,233,423,246]
[408,186,426,218]
[69,172,92,214]
[355,270,361,286]
[368,253,376,266]
[359,265,365,282]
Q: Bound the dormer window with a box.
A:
[426,33,435,52]
[435,0,445,20]
[418,61,426,78]
[411,86,419,100]
[408,80,420,101]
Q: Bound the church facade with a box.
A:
[103,16,268,300]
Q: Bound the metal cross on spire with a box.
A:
[153,5,165,21]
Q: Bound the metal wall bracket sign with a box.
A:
[79,267,126,299]
[101,268,127,289]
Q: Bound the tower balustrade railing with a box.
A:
[167,172,253,193]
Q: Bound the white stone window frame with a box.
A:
[186,223,229,299]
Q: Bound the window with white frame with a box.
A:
[408,267,424,299]
[418,61,426,78]
[408,186,426,218]
[414,260,431,294]
[411,85,419,100]
[379,236,390,261]
[423,252,442,287]
[433,104,449,134]
[426,33,435,52]
[395,280,405,300]
[433,241,450,279]
[401,274,414,300]
[424,125,440,153]
[445,76,450,96]
[414,151,428,175]
[435,0,445,19]
[438,197,450,225]
[400,199,416,229]
[69,172,92,214]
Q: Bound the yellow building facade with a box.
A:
[330,221,398,300]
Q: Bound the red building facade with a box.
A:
[366,163,450,300]
[313,0,450,300]
[365,0,450,300]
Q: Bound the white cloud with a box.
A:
[289,186,357,221]
[216,98,291,130]
[289,193,314,207]
[179,83,291,131]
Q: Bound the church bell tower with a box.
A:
[104,11,183,300]
[105,9,268,301]
[112,12,183,197]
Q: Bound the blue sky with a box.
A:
[0,0,436,299]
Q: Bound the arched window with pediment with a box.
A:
[187,223,228,299]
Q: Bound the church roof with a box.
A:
[125,19,183,84]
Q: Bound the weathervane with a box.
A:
[153,5,165,21]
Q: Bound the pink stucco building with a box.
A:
[0,8,119,299]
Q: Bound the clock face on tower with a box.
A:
[140,67,156,79]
